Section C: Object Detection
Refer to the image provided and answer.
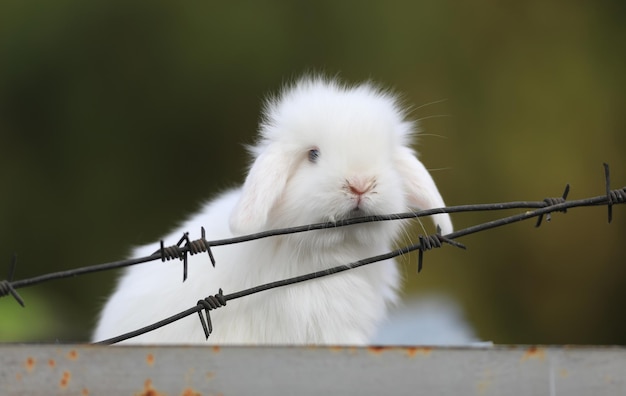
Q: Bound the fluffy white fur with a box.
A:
[92,76,452,345]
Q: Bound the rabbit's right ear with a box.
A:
[230,145,294,235]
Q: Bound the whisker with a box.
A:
[415,114,452,123]
[416,133,450,139]
[412,98,448,111]
[426,166,453,173]
[391,213,414,281]
[414,217,428,236]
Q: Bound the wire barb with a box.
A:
[605,163,613,223]
[158,228,216,282]
[189,227,216,267]
[416,226,467,273]
[0,254,25,307]
[602,163,626,223]
[535,184,570,227]
[196,289,227,339]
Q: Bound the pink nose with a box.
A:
[347,178,375,196]
[349,184,368,196]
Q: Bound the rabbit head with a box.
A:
[230,77,452,247]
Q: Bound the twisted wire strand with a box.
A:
[158,227,216,281]
[196,289,227,339]
[417,230,467,273]
[159,243,186,261]
[608,188,626,203]
[0,280,24,307]
[535,184,570,227]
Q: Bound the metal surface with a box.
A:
[1,345,625,395]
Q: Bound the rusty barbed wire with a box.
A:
[1,164,625,344]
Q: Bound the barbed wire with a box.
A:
[1,164,625,344]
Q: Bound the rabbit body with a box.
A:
[92,77,452,344]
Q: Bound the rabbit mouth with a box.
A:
[349,207,367,217]
[326,208,367,223]
[337,206,373,220]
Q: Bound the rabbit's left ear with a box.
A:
[395,147,453,235]
[230,145,294,235]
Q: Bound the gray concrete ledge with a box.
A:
[1,345,625,395]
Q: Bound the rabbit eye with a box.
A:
[308,148,320,163]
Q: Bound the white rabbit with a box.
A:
[92,76,453,345]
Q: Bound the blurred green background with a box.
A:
[1,0,624,344]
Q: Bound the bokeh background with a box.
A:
[1,0,624,344]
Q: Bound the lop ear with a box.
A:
[395,147,453,235]
[230,145,294,235]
